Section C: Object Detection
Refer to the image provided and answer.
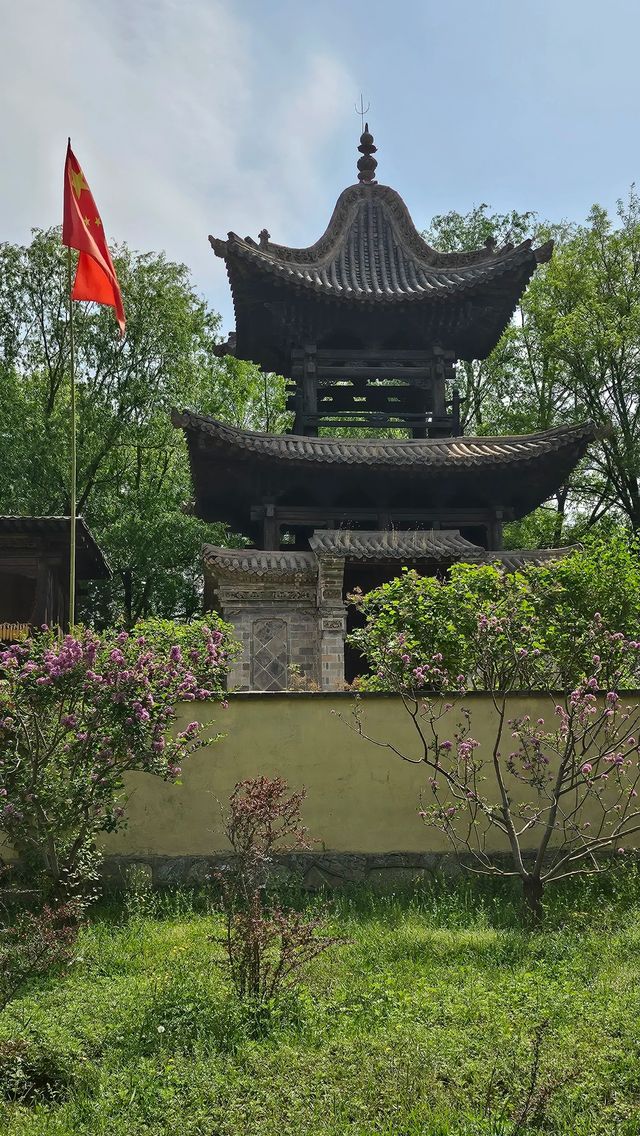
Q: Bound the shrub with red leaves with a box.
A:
[216,777,340,1003]
[0,902,79,1012]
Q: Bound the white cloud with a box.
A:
[0,0,354,325]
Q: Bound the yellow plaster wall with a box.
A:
[100,692,636,858]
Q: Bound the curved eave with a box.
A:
[172,411,601,531]
[213,235,541,307]
[172,410,600,470]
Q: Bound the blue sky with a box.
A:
[2,0,639,332]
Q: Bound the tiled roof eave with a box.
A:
[172,411,602,472]
[223,242,537,305]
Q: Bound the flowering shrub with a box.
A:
[216,777,340,1004]
[0,617,234,899]
[349,536,640,691]
[351,596,640,921]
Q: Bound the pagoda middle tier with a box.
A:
[173,411,600,552]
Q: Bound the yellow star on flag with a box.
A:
[94,217,101,227]
[70,167,90,199]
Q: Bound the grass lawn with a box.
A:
[1,871,640,1135]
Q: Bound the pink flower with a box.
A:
[581,762,593,776]
[169,645,182,663]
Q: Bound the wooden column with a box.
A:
[302,345,318,436]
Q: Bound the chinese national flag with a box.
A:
[62,141,125,335]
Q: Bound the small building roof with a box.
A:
[174,410,595,470]
[0,516,110,579]
[203,533,575,577]
[308,529,480,560]
[203,546,315,578]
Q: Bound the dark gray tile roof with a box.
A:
[0,516,110,578]
[203,536,576,574]
[203,546,316,577]
[480,548,576,571]
[173,411,601,471]
[309,529,481,559]
[210,184,552,304]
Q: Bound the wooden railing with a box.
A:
[0,622,30,642]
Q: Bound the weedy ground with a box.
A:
[1,870,639,1135]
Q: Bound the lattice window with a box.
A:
[251,618,288,691]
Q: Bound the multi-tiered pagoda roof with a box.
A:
[174,125,599,689]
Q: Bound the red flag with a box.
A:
[62,141,125,335]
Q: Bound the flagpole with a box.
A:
[63,136,125,632]
[66,160,77,631]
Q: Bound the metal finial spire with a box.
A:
[357,120,377,184]
[354,93,370,132]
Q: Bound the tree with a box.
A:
[422,205,538,433]
[0,229,290,624]
[424,193,640,545]
[523,191,640,532]
[0,618,234,899]
[348,557,640,921]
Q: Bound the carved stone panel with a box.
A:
[251,618,288,691]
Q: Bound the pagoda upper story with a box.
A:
[210,126,553,437]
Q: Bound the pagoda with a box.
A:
[174,127,599,690]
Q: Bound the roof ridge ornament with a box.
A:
[357,122,378,184]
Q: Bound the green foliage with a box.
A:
[2,877,640,1133]
[0,229,290,624]
[0,1035,82,1104]
[424,193,640,544]
[0,620,233,899]
[350,536,640,690]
